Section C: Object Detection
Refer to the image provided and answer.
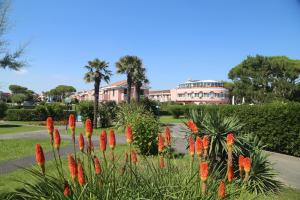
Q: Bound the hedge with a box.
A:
[0,102,8,119]
[180,103,300,157]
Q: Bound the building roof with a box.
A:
[149,90,170,94]
[110,80,127,87]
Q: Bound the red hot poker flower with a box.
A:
[218,181,226,199]
[68,114,76,131]
[195,136,203,156]
[67,154,77,180]
[243,157,251,173]
[94,156,102,175]
[200,162,209,182]
[77,159,85,186]
[165,127,171,146]
[159,156,165,169]
[131,150,138,164]
[126,126,133,144]
[63,182,70,196]
[203,135,209,149]
[36,144,45,174]
[226,132,234,147]
[109,129,116,149]
[187,120,198,134]
[239,155,245,171]
[54,129,61,150]
[100,130,107,152]
[46,117,54,135]
[158,134,164,153]
[78,133,84,152]
[85,119,92,138]
[227,165,234,182]
[189,136,195,156]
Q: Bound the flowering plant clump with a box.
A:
[7,113,281,200]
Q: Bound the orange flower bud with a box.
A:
[226,133,234,147]
[35,144,45,174]
[243,157,251,173]
[218,180,226,199]
[165,127,171,146]
[77,159,85,186]
[187,120,198,134]
[126,126,133,144]
[100,130,107,152]
[131,150,138,164]
[109,129,116,149]
[158,134,164,153]
[78,133,84,152]
[54,129,61,150]
[227,165,234,182]
[189,136,195,156]
[68,114,76,131]
[67,154,77,180]
[94,156,102,175]
[46,117,54,135]
[203,135,209,149]
[200,162,209,182]
[195,136,203,156]
[85,119,92,138]
[63,182,70,196]
[159,156,165,169]
[239,155,245,171]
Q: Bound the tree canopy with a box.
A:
[8,84,37,104]
[228,55,300,103]
[47,85,76,102]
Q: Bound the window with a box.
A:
[124,89,127,95]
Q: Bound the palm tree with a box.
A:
[133,65,149,102]
[84,58,112,128]
[115,56,138,103]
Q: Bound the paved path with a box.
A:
[1,123,300,189]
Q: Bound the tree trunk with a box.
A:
[93,74,100,128]
[135,82,141,102]
[127,74,132,104]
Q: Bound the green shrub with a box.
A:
[115,103,160,155]
[77,101,94,122]
[168,105,184,119]
[0,102,8,119]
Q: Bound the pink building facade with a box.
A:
[149,80,229,104]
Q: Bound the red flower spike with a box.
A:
[218,181,226,199]
[78,133,84,152]
[131,150,138,164]
[226,132,234,147]
[189,136,195,156]
[109,129,116,149]
[126,125,133,144]
[35,144,45,174]
[203,135,209,149]
[85,119,92,138]
[94,156,102,175]
[195,136,203,156]
[239,155,245,171]
[54,129,61,150]
[46,117,54,135]
[63,182,70,196]
[243,157,251,173]
[77,159,85,186]
[187,120,198,134]
[158,134,164,153]
[68,114,76,131]
[200,162,209,182]
[227,165,234,182]
[165,127,171,146]
[100,130,107,152]
[67,154,77,180]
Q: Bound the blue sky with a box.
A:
[1,0,300,93]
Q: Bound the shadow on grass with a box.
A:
[0,124,22,128]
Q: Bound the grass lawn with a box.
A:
[159,115,186,124]
[0,139,70,163]
[0,123,44,135]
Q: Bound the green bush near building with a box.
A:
[0,102,8,119]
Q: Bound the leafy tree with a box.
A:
[8,84,37,104]
[116,55,139,103]
[228,55,300,103]
[10,93,26,105]
[0,0,25,71]
[46,85,76,102]
[84,58,112,128]
[9,84,28,94]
